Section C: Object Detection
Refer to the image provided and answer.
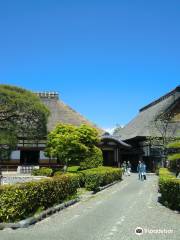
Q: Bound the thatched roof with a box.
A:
[37,92,102,132]
[115,86,180,140]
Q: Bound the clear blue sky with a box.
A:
[0,0,180,129]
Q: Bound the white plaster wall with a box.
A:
[10,150,20,160]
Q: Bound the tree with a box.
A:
[0,130,17,160]
[113,124,123,137]
[148,109,179,167]
[0,85,50,137]
[45,124,103,171]
[0,85,50,160]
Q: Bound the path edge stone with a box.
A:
[0,198,80,230]
[96,180,122,193]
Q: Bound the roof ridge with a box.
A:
[139,86,180,112]
[36,91,59,100]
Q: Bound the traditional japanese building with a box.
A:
[99,134,131,167]
[2,92,129,171]
[114,86,180,172]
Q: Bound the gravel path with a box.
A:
[1,174,179,240]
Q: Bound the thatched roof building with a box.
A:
[36,92,101,132]
[113,86,180,172]
[115,86,180,141]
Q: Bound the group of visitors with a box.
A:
[122,161,132,176]
[121,160,147,181]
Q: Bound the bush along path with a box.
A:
[158,168,180,211]
[1,174,180,240]
[0,167,122,229]
[79,167,122,192]
[0,198,80,230]
[0,173,79,224]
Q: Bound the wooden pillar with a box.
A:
[114,148,117,166]
[118,148,122,168]
[117,148,122,168]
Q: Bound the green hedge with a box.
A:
[80,167,122,191]
[0,174,79,223]
[167,141,180,149]
[53,171,64,177]
[32,167,53,177]
[79,146,103,170]
[159,168,175,178]
[168,153,180,161]
[67,166,80,173]
[159,168,180,211]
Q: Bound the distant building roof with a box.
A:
[100,135,131,148]
[115,86,180,140]
[36,92,103,133]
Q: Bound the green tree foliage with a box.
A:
[0,85,50,159]
[113,124,123,137]
[148,109,179,167]
[167,141,180,149]
[168,153,180,161]
[166,139,180,172]
[0,130,17,160]
[80,146,103,170]
[45,124,103,170]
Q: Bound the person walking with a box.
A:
[142,162,147,180]
[123,161,129,176]
[121,161,126,176]
[127,161,131,176]
[137,161,143,180]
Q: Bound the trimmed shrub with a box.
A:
[53,171,64,177]
[167,142,180,149]
[32,167,53,177]
[159,168,180,211]
[80,167,122,191]
[67,166,80,173]
[168,153,180,161]
[167,140,180,172]
[53,166,80,177]
[159,168,175,178]
[80,147,103,170]
[0,174,79,223]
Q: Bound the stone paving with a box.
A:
[0,174,179,240]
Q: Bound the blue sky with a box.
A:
[0,0,180,130]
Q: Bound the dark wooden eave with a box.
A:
[100,135,131,148]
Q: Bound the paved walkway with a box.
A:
[1,174,179,240]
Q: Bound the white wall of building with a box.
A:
[10,150,20,160]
